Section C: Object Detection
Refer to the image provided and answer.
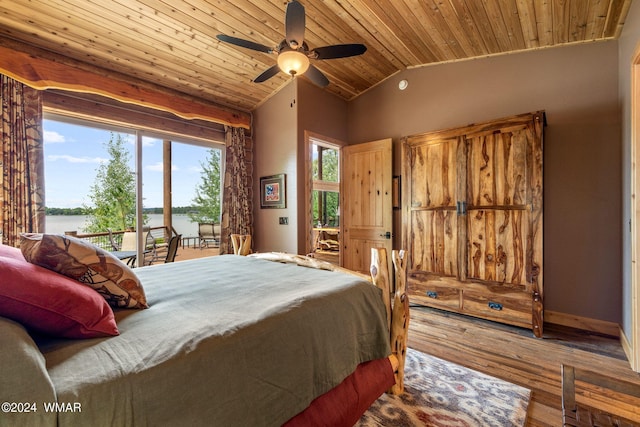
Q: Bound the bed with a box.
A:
[0,236,408,427]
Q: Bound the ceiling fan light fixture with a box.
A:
[217,0,365,86]
[277,49,310,76]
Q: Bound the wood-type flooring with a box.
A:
[407,306,640,426]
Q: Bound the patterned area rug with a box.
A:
[356,348,531,427]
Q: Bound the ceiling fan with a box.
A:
[216,0,366,88]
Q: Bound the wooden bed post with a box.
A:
[231,234,252,255]
[370,248,409,395]
[389,249,408,394]
[370,248,392,332]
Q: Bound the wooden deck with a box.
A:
[173,244,220,262]
[408,306,640,426]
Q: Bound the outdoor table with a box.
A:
[181,236,198,249]
[112,250,137,266]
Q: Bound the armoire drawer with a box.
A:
[461,290,533,329]
[408,281,460,311]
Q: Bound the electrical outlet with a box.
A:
[279,217,288,225]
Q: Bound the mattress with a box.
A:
[33,255,391,426]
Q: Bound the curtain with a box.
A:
[220,126,253,254]
[1,75,45,246]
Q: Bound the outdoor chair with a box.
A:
[107,229,119,251]
[113,229,155,266]
[315,228,340,252]
[164,234,181,263]
[198,222,220,249]
[121,231,138,251]
[107,229,136,251]
[143,234,163,265]
[106,230,138,266]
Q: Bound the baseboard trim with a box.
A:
[545,310,620,337]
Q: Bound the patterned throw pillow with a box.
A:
[20,233,148,309]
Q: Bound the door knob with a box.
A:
[379,231,391,239]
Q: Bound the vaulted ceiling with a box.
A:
[0,0,632,114]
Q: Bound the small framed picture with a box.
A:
[260,173,286,209]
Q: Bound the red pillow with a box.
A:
[0,256,119,338]
[0,244,25,261]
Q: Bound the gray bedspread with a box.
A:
[35,255,391,427]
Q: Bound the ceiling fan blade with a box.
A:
[216,34,273,54]
[311,44,367,59]
[285,0,305,48]
[304,64,329,88]
[253,65,281,83]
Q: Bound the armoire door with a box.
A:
[402,112,544,336]
[403,133,463,310]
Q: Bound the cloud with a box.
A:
[119,135,157,147]
[146,162,178,172]
[47,154,108,164]
[113,134,155,147]
[142,137,159,147]
[44,130,66,144]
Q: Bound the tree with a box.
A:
[84,133,138,233]
[312,147,339,226]
[188,148,222,224]
[312,148,338,182]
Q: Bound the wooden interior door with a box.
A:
[342,139,392,273]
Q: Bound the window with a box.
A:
[43,116,224,260]
[311,143,340,227]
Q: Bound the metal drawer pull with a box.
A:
[488,301,503,311]
[426,291,438,299]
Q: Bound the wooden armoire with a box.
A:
[401,111,544,337]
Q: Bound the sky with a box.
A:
[43,119,219,209]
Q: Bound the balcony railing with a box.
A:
[65,225,174,252]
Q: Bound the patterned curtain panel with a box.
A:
[220,126,253,254]
[0,75,45,246]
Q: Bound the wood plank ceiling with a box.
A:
[0,0,632,113]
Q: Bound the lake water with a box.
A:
[46,214,200,237]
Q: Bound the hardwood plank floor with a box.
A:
[407,306,640,426]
